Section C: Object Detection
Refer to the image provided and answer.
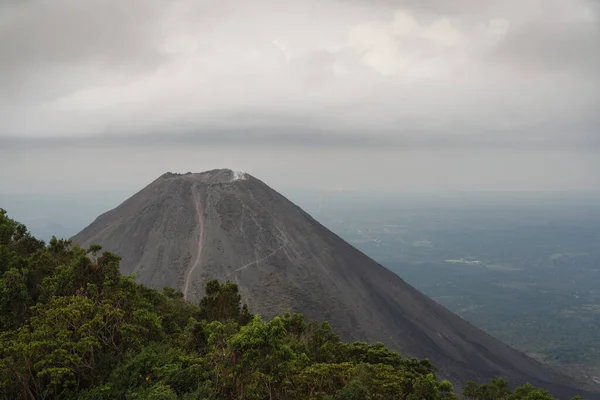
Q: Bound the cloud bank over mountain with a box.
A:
[0,0,598,193]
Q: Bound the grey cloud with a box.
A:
[0,0,170,108]
[0,0,167,68]
[344,0,599,21]
[0,0,599,194]
[289,51,337,87]
[1,123,598,152]
[490,18,600,74]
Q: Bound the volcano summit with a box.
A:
[73,169,587,396]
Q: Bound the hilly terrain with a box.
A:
[73,169,593,397]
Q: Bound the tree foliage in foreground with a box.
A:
[0,209,585,399]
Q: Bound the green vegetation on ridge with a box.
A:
[0,209,585,399]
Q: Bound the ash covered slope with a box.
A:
[73,169,586,397]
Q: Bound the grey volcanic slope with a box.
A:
[73,170,593,398]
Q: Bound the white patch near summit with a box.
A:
[232,170,247,181]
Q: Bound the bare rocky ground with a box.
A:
[73,169,598,399]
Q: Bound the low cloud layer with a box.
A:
[2,0,598,139]
[0,0,599,193]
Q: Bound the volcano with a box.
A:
[73,169,590,397]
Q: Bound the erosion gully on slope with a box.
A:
[183,188,205,300]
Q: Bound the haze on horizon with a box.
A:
[1,0,599,195]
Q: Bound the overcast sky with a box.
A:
[1,0,599,195]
